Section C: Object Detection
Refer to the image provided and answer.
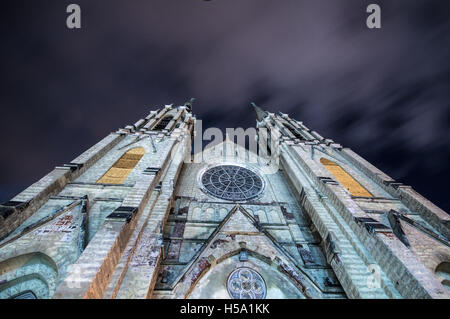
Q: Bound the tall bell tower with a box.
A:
[0,101,195,299]
[251,103,450,298]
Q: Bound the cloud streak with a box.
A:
[0,0,449,211]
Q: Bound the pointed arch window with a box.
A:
[97,147,145,184]
[320,158,372,197]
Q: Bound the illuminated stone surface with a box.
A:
[0,103,449,299]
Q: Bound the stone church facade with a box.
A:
[0,101,449,299]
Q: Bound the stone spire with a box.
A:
[251,102,267,122]
[184,98,195,112]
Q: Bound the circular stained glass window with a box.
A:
[227,267,266,299]
[200,165,264,201]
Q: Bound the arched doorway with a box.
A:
[435,262,450,290]
[0,252,58,299]
[188,253,305,299]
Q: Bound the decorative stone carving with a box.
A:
[200,165,264,201]
[226,267,266,299]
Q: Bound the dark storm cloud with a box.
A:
[0,0,449,211]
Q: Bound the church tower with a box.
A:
[0,101,449,299]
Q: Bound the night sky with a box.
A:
[0,0,449,212]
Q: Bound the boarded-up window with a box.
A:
[320,158,372,197]
[97,147,145,184]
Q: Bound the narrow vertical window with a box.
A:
[153,115,174,131]
[284,122,304,140]
[97,147,145,184]
[320,158,372,197]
